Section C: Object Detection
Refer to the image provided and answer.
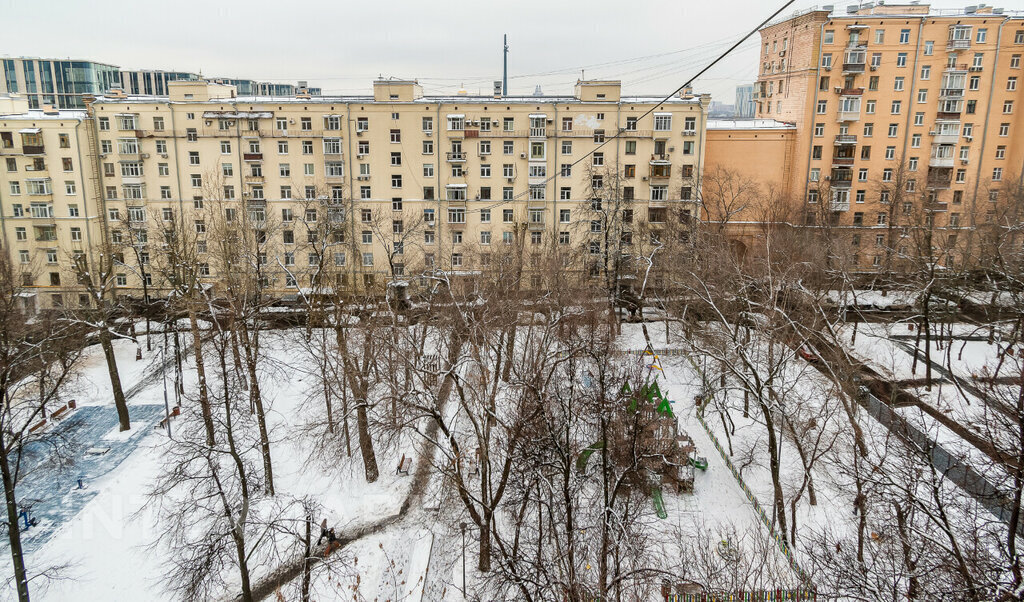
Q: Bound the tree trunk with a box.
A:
[98,327,131,431]
[0,432,30,602]
[236,321,274,495]
[189,308,216,446]
[761,402,788,538]
[301,514,312,602]
[355,394,378,483]
[478,510,492,572]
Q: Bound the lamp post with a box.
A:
[460,521,467,598]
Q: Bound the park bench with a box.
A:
[397,454,412,475]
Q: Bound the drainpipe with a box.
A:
[73,116,99,287]
[970,17,1011,217]
[802,20,829,209]
[901,18,926,161]
[344,102,358,293]
[552,102,558,244]
[694,95,708,224]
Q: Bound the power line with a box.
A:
[466,0,799,215]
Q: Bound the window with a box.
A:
[896,53,907,68]
[302,141,314,155]
[480,164,491,177]
[423,140,433,155]
[999,122,1010,136]
[977,28,988,43]
[921,65,931,80]
[809,168,820,182]
[908,157,918,171]
[858,168,868,181]
[817,100,827,114]
[159,163,170,176]
[824,30,834,44]
[917,89,927,103]
[894,77,905,91]
[654,115,672,131]
[861,146,871,159]
[865,100,875,114]
[882,168,893,182]
[899,29,910,44]
[814,123,824,136]
[993,168,1003,181]
[1004,100,1014,114]
[812,146,822,160]
[911,134,921,148]
[885,146,895,160]
[390,129,401,143]
[1009,77,1018,92]
[888,123,898,137]
[996,145,1006,160]
[1012,55,1022,69]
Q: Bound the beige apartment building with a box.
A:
[752,2,1024,266]
[0,79,708,308]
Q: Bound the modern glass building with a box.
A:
[119,70,201,96]
[1,57,120,108]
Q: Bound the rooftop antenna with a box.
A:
[503,34,508,96]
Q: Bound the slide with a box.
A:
[575,441,605,473]
[689,456,708,471]
[651,486,668,519]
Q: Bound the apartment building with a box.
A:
[0,95,102,311]
[0,79,707,308]
[753,2,1024,263]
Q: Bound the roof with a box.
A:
[707,118,795,130]
[0,109,88,120]
[91,93,704,106]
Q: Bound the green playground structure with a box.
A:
[575,440,605,473]
[688,456,708,471]
[651,486,668,519]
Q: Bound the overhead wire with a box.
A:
[462,0,800,215]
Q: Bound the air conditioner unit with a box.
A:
[99,152,108,158]
[288,118,295,124]
[870,65,878,71]
[964,135,973,141]
[823,65,832,71]
[205,120,212,126]
[357,175,370,180]
[141,153,150,159]
[960,159,969,165]
[506,177,513,183]
[668,147,675,152]
[835,86,844,93]
[779,50,786,57]
[160,153,168,159]
[928,131,938,135]
[641,176,649,181]
[519,152,526,159]
[357,130,364,136]
[425,131,432,136]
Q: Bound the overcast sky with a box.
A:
[0,0,999,103]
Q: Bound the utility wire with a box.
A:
[467,0,799,214]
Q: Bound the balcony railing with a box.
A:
[927,173,953,190]
[842,62,866,73]
[836,111,861,122]
[243,152,263,161]
[936,111,961,120]
[840,87,864,96]
[446,152,466,162]
[939,88,965,99]
[929,156,955,168]
[946,39,971,50]
[22,145,45,155]
[832,157,855,166]
[944,63,969,72]
[834,134,858,145]
[930,131,960,144]
[529,127,548,138]
[830,199,850,212]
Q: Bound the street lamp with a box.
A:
[460,521,467,599]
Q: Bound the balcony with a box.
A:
[831,157,855,167]
[936,110,961,120]
[830,199,850,212]
[929,130,960,145]
[527,220,546,231]
[446,151,466,162]
[842,62,866,74]
[947,39,971,50]
[925,201,949,213]
[22,145,45,156]
[650,153,671,163]
[243,152,263,162]
[944,63,969,73]
[929,155,955,168]
[529,127,548,138]
[939,88,965,99]
[839,87,864,96]
[244,174,264,182]
[836,111,861,122]
[834,134,858,145]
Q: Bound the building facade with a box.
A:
[735,84,755,118]
[753,3,1024,266]
[0,79,707,308]
[1,57,120,109]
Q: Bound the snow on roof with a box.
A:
[707,118,795,130]
[0,110,88,121]
[91,93,704,106]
